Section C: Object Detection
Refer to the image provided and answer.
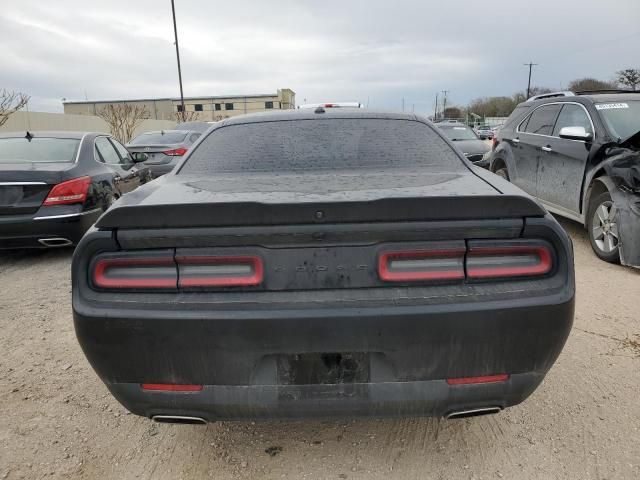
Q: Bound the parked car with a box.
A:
[489,91,640,266]
[126,129,204,178]
[0,131,150,249]
[174,121,215,132]
[474,125,494,140]
[437,124,490,167]
[73,110,574,423]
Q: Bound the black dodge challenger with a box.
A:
[73,110,575,424]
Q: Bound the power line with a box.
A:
[524,62,538,99]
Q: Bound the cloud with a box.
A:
[1,0,638,115]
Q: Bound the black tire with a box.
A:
[587,191,620,263]
[495,168,509,181]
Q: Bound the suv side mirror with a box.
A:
[559,126,593,142]
[131,152,148,163]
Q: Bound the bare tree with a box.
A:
[0,89,30,127]
[616,68,640,91]
[173,110,200,122]
[96,104,149,143]
[567,77,617,92]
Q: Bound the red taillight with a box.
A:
[467,244,553,279]
[491,136,499,150]
[163,147,188,156]
[447,374,509,385]
[141,384,203,392]
[177,255,263,287]
[93,257,177,289]
[43,176,91,206]
[378,248,466,282]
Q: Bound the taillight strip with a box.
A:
[467,245,552,279]
[378,249,466,282]
[176,255,264,287]
[447,374,509,385]
[93,257,177,289]
[141,384,203,392]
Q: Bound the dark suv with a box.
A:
[489,91,640,267]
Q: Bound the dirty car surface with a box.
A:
[72,110,575,422]
[489,93,640,267]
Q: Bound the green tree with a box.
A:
[616,68,640,90]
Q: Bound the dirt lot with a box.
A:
[1,219,639,480]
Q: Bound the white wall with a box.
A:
[0,111,176,139]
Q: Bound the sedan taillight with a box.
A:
[43,176,91,206]
[163,147,188,156]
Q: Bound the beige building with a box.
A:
[63,88,296,121]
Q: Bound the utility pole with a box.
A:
[171,0,185,121]
[524,62,538,99]
[441,90,449,117]
[434,93,439,120]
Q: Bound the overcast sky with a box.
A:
[2,0,638,115]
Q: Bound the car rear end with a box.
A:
[0,133,102,249]
[126,130,193,178]
[73,112,574,422]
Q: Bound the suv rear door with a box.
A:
[513,103,563,196]
[536,103,594,214]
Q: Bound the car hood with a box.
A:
[450,139,490,155]
[620,129,640,148]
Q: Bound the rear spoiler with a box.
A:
[96,195,546,230]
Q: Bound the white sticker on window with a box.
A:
[595,103,629,110]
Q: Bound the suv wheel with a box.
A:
[495,167,509,181]
[587,191,620,263]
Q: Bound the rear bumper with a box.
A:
[0,207,102,249]
[144,162,178,178]
[74,293,574,420]
[107,372,544,421]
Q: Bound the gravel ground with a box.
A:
[1,218,639,480]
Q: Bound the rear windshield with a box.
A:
[179,119,463,174]
[596,100,640,140]
[0,137,80,163]
[439,126,478,141]
[129,131,187,145]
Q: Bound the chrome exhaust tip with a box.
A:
[445,406,501,420]
[38,237,73,247]
[151,415,207,425]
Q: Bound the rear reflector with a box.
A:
[177,255,263,287]
[163,147,188,156]
[141,384,203,392]
[93,257,177,289]
[446,374,509,385]
[43,176,91,206]
[467,244,552,279]
[378,248,465,282]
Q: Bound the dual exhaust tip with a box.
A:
[38,237,73,247]
[150,407,501,425]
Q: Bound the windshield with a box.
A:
[128,131,187,145]
[180,119,463,174]
[440,126,478,141]
[596,101,640,140]
[0,137,80,163]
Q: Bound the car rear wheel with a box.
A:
[587,191,620,263]
[495,168,509,181]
